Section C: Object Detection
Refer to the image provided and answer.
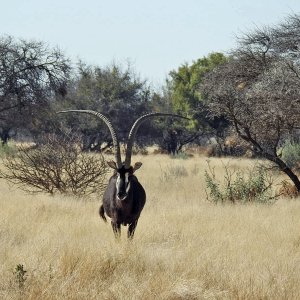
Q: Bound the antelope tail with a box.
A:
[99,205,107,222]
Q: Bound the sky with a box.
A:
[1,0,300,85]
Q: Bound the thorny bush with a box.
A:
[0,135,108,196]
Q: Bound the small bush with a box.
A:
[169,152,190,160]
[132,145,148,155]
[0,135,108,196]
[14,264,27,289]
[204,161,276,204]
[281,141,300,170]
[205,144,223,157]
[278,180,299,198]
[160,164,188,181]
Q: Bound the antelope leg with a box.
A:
[111,221,121,238]
[128,220,138,239]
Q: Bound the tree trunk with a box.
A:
[282,167,300,192]
[265,153,300,192]
[0,128,10,145]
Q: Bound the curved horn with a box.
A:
[57,110,122,168]
[124,113,190,168]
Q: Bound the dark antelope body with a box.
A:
[58,110,188,238]
[100,162,146,238]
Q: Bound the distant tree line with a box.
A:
[0,14,300,190]
[0,37,190,151]
[0,36,226,152]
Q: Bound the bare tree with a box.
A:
[202,14,300,191]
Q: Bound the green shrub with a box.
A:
[281,140,300,169]
[204,161,276,204]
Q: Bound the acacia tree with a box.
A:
[0,36,70,143]
[202,14,300,191]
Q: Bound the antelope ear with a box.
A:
[132,162,142,173]
[107,160,118,170]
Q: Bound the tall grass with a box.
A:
[1,155,300,299]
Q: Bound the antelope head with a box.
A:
[106,160,142,201]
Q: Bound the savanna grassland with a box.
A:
[1,154,300,299]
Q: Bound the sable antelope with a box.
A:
[58,110,188,238]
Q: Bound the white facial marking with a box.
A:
[116,174,121,184]
[115,172,130,199]
[116,174,121,193]
[125,173,131,193]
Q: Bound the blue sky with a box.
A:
[1,0,300,84]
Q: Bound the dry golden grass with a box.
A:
[1,155,300,299]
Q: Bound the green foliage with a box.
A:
[281,141,300,169]
[168,52,227,120]
[204,161,276,204]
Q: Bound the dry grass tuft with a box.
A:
[1,155,300,299]
[278,180,299,198]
